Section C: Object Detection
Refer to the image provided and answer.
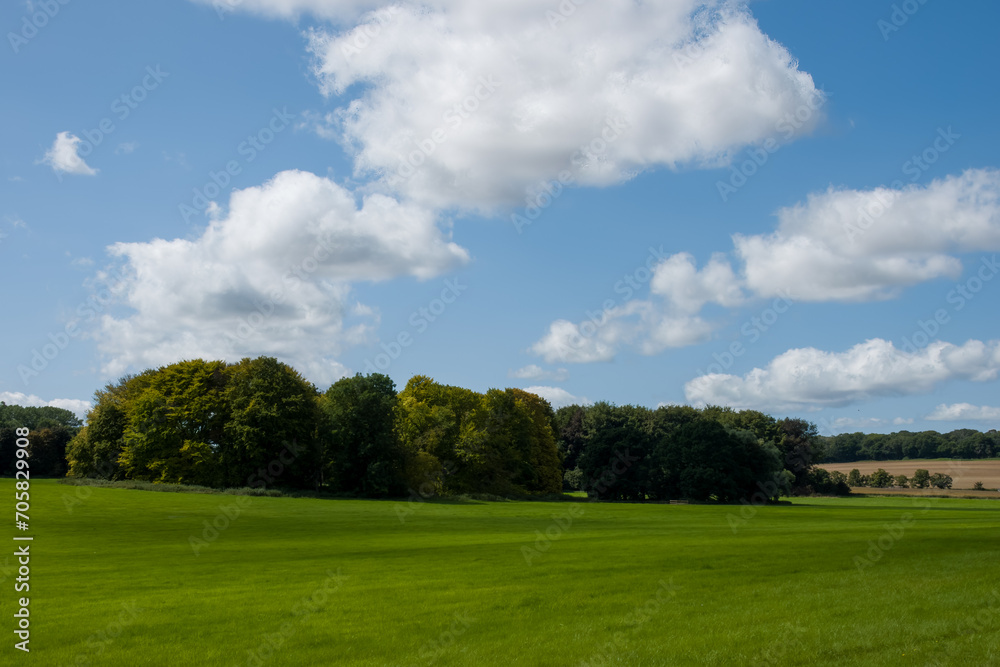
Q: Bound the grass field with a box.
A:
[6,479,1000,666]
[820,459,1000,490]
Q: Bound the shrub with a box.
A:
[929,473,953,490]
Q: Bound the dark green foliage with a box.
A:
[777,418,818,488]
[576,404,784,503]
[808,468,851,495]
[554,405,586,473]
[817,428,999,462]
[220,357,321,489]
[577,403,655,501]
[0,402,82,430]
[28,426,74,476]
[869,468,892,488]
[0,403,81,476]
[928,472,953,489]
[321,373,404,497]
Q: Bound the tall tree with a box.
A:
[321,373,403,496]
[117,360,227,485]
[777,418,818,488]
[220,357,321,489]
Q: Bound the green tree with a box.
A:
[554,405,586,474]
[28,426,74,477]
[563,467,584,490]
[928,472,953,489]
[828,470,851,494]
[973,481,985,490]
[808,468,849,495]
[321,373,403,496]
[776,418,818,489]
[395,375,478,495]
[911,469,930,489]
[869,468,892,488]
[577,403,654,501]
[893,474,909,489]
[220,357,320,489]
[504,388,563,495]
[116,360,227,485]
[67,372,155,479]
[654,418,782,503]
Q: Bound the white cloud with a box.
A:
[532,169,1000,363]
[530,319,618,364]
[529,252,743,363]
[685,338,1000,411]
[71,257,95,268]
[115,142,138,155]
[521,385,591,409]
[0,392,91,420]
[299,0,821,211]
[927,403,1000,421]
[736,169,1000,302]
[650,252,745,312]
[192,0,382,21]
[94,169,469,384]
[40,132,98,176]
[509,364,568,382]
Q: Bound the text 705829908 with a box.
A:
[13,426,32,653]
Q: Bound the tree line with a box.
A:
[61,358,563,497]
[845,468,956,490]
[62,359,836,502]
[0,402,81,477]
[817,429,999,462]
[555,403,851,500]
[4,356,997,502]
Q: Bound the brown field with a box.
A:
[848,487,1000,499]
[820,459,1000,490]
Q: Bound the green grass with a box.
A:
[6,480,999,666]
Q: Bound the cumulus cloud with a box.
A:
[0,392,91,420]
[95,170,468,384]
[305,0,821,211]
[530,251,744,363]
[736,168,1000,302]
[532,169,1000,363]
[522,385,591,409]
[650,252,745,312]
[530,319,619,364]
[509,365,568,383]
[926,403,1000,421]
[685,338,1000,411]
[40,132,98,176]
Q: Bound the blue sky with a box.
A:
[2,0,999,434]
